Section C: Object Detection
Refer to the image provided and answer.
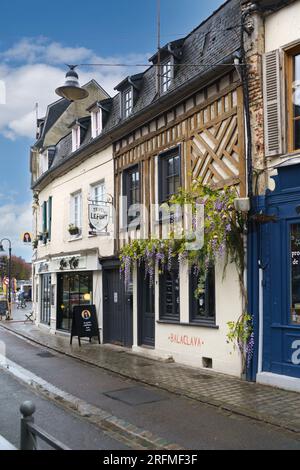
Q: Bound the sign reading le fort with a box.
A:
[88,203,110,233]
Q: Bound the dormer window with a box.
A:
[91,108,102,138]
[115,74,143,120]
[123,87,133,118]
[161,59,173,93]
[149,39,184,94]
[72,125,81,152]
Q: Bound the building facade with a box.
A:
[247,0,300,391]
[31,0,276,379]
[31,80,114,338]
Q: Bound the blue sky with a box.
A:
[0,0,224,260]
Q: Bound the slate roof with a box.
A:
[35,98,70,148]
[35,0,243,177]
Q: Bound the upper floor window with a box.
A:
[123,87,133,118]
[123,165,140,226]
[288,50,300,152]
[159,147,181,204]
[91,109,102,138]
[70,192,82,231]
[190,266,215,325]
[92,181,106,202]
[72,125,81,152]
[161,59,173,93]
[40,152,49,175]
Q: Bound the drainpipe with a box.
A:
[238,3,258,380]
[239,3,258,200]
[258,265,263,374]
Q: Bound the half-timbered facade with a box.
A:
[106,0,248,376]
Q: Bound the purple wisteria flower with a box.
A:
[246,332,255,369]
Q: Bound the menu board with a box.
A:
[70,304,100,346]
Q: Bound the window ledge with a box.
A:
[278,151,300,160]
[157,320,219,329]
[68,235,83,242]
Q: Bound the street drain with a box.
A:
[37,352,55,358]
[104,386,166,406]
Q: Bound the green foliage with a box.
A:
[120,178,253,372]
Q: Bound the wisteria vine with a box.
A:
[119,179,253,372]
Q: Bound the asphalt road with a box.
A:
[1,326,300,450]
[0,369,130,450]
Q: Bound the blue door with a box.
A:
[263,164,300,378]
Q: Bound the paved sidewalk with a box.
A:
[1,319,300,435]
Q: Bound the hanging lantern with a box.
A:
[55,65,89,102]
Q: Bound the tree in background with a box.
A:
[0,255,31,280]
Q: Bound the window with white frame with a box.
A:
[72,125,81,152]
[92,181,106,202]
[40,152,49,175]
[91,109,102,138]
[123,87,133,118]
[70,192,82,231]
[161,59,173,93]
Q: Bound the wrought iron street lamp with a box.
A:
[55,65,89,102]
[0,238,12,320]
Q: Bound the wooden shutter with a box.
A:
[47,197,52,241]
[263,50,283,157]
[42,202,47,233]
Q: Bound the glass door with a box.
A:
[57,272,93,332]
[40,274,51,326]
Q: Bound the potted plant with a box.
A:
[68,224,80,236]
[32,239,38,249]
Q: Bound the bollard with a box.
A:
[20,401,37,450]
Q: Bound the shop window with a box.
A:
[290,223,300,324]
[57,272,93,332]
[190,265,215,325]
[159,260,180,322]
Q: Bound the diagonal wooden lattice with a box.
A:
[189,113,240,188]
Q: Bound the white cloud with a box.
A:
[0,38,149,140]
[0,201,32,261]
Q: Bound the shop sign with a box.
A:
[70,305,100,346]
[88,202,110,233]
[168,333,203,348]
[38,262,49,273]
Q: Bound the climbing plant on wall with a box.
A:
[119,178,253,372]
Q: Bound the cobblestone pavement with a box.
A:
[1,317,300,435]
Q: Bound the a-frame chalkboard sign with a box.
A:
[70,305,100,346]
